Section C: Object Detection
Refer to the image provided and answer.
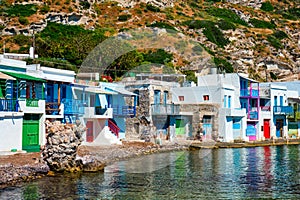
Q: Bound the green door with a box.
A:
[175,119,185,135]
[22,114,40,152]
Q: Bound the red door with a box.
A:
[264,119,270,139]
[86,121,93,142]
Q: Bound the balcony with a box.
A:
[240,89,259,97]
[151,104,180,115]
[63,99,85,115]
[26,98,39,107]
[113,105,135,117]
[18,99,45,113]
[249,111,258,120]
[260,106,271,112]
[273,106,293,115]
[222,108,246,117]
[0,99,17,112]
[84,107,113,119]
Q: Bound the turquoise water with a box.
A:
[1,145,300,199]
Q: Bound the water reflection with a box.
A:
[0,145,300,199]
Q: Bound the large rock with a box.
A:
[42,120,86,172]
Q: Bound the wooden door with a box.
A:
[86,121,94,142]
[22,114,40,152]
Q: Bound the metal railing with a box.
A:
[62,99,85,115]
[46,102,60,115]
[151,104,180,115]
[273,106,293,115]
[113,105,135,117]
[0,99,17,112]
[108,119,120,138]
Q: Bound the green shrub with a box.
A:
[206,7,248,26]
[146,4,160,12]
[6,4,37,17]
[79,1,90,9]
[40,5,50,14]
[272,30,288,40]
[217,20,236,30]
[183,20,229,48]
[249,18,276,29]
[147,21,177,32]
[13,34,30,46]
[214,57,233,73]
[118,14,131,22]
[284,7,300,20]
[143,49,173,64]
[267,35,282,49]
[260,1,274,12]
[19,16,29,25]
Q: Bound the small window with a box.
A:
[179,96,184,101]
[203,95,209,101]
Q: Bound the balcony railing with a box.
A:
[260,106,271,111]
[113,105,135,117]
[240,89,259,97]
[62,99,85,115]
[46,102,61,115]
[0,99,17,112]
[151,104,180,115]
[108,119,120,138]
[26,98,39,107]
[273,106,294,115]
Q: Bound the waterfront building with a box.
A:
[266,81,300,138]
[259,83,294,139]
[123,74,183,141]
[0,56,46,152]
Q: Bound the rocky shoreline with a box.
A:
[0,140,190,189]
[1,138,300,189]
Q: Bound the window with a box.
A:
[224,95,227,108]
[203,95,209,101]
[228,96,231,108]
[274,96,278,106]
[179,96,184,101]
[154,90,161,105]
[280,96,283,106]
[90,94,95,107]
[164,91,168,105]
[134,90,139,106]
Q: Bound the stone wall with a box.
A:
[179,103,220,140]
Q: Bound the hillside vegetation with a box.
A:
[0,0,299,82]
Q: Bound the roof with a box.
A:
[0,71,45,82]
[85,87,115,95]
[238,73,259,83]
[104,86,137,96]
[0,72,16,80]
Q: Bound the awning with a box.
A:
[85,87,115,95]
[0,72,16,80]
[1,71,45,82]
[105,87,137,96]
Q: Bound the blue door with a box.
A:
[276,119,283,138]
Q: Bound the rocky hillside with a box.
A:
[0,0,299,82]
